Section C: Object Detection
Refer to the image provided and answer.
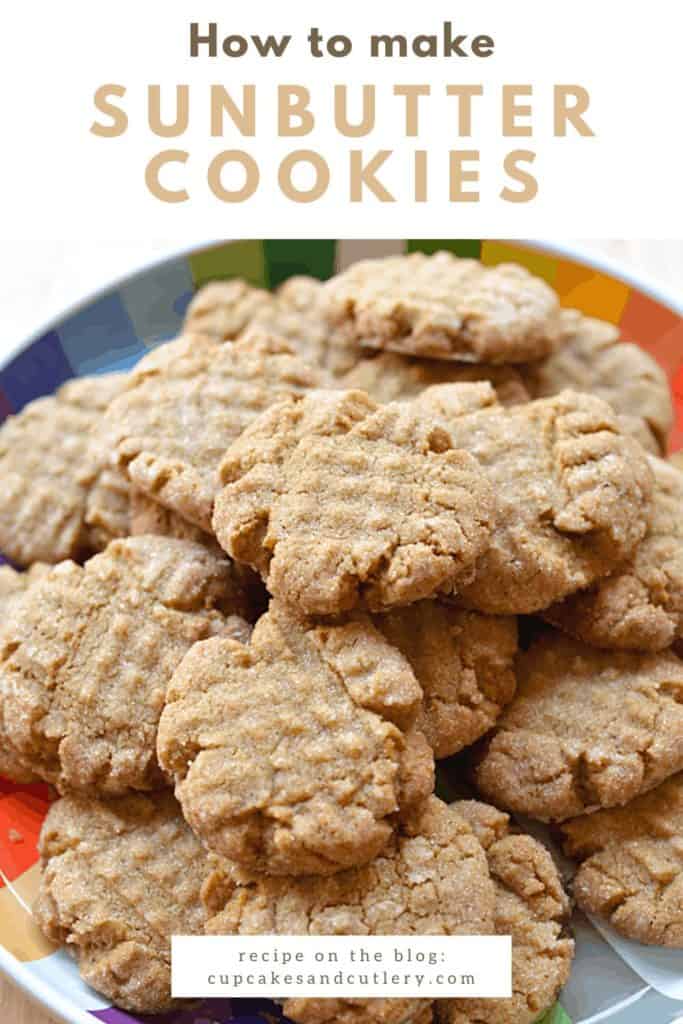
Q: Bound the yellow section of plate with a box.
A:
[0,864,55,962]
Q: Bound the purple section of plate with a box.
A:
[91,997,288,1024]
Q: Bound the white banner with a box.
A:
[171,935,512,1000]
[1,0,682,238]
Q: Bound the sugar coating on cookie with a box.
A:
[34,791,207,1013]
[342,351,530,407]
[213,389,495,616]
[438,800,573,1024]
[184,278,276,341]
[372,602,517,759]
[99,332,328,533]
[0,536,235,794]
[473,631,683,822]
[523,310,674,455]
[158,601,434,875]
[0,373,128,566]
[322,252,561,364]
[544,455,683,651]
[203,797,495,1024]
[418,383,654,614]
[561,773,683,947]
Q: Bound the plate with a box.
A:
[0,238,682,1024]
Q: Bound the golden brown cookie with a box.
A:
[0,373,129,566]
[561,773,683,947]
[473,630,683,822]
[158,601,433,875]
[342,351,529,407]
[183,278,275,341]
[523,310,673,455]
[418,384,654,614]
[0,562,50,619]
[437,800,573,1024]
[213,389,495,616]
[129,489,268,621]
[34,791,207,1013]
[247,274,362,377]
[372,603,517,759]
[0,564,48,781]
[129,487,219,547]
[0,536,235,794]
[322,253,561,364]
[544,456,683,651]
[99,332,328,534]
[203,796,496,1024]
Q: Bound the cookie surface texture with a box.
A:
[523,310,673,454]
[561,772,683,947]
[183,278,276,341]
[437,800,573,1024]
[418,384,653,614]
[203,797,495,1024]
[158,601,434,875]
[100,332,328,532]
[544,455,683,651]
[34,791,207,1013]
[0,373,128,566]
[372,602,517,758]
[0,536,232,793]
[473,630,683,821]
[213,389,495,615]
[342,351,530,406]
[322,252,561,363]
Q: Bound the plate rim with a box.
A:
[0,238,680,379]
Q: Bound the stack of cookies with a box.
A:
[0,250,680,1023]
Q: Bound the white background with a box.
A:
[0,0,681,238]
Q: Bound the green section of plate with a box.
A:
[263,239,337,287]
[188,240,267,288]
[535,1004,571,1024]
[407,239,482,259]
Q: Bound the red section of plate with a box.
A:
[0,781,51,885]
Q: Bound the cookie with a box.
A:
[473,630,683,821]
[372,603,517,759]
[561,773,683,947]
[129,487,219,547]
[342,351,530,406]
[248,275,362,377]
[202,796,496,1024]
[322,252,561,364]
[523,310,673,455]
[34,791,207,1013]
[417,384,654,614]
[0,373,129,566]
[0,536,235,794]
[99,332,328,533]
[129,489,268,623]
[183,278,275,341]
[0,565,48,780]
[213,389,495,616]
[544,456,683,651]
[158,601,434,875]
[0,562,49,619]
[437,800,573,1024]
